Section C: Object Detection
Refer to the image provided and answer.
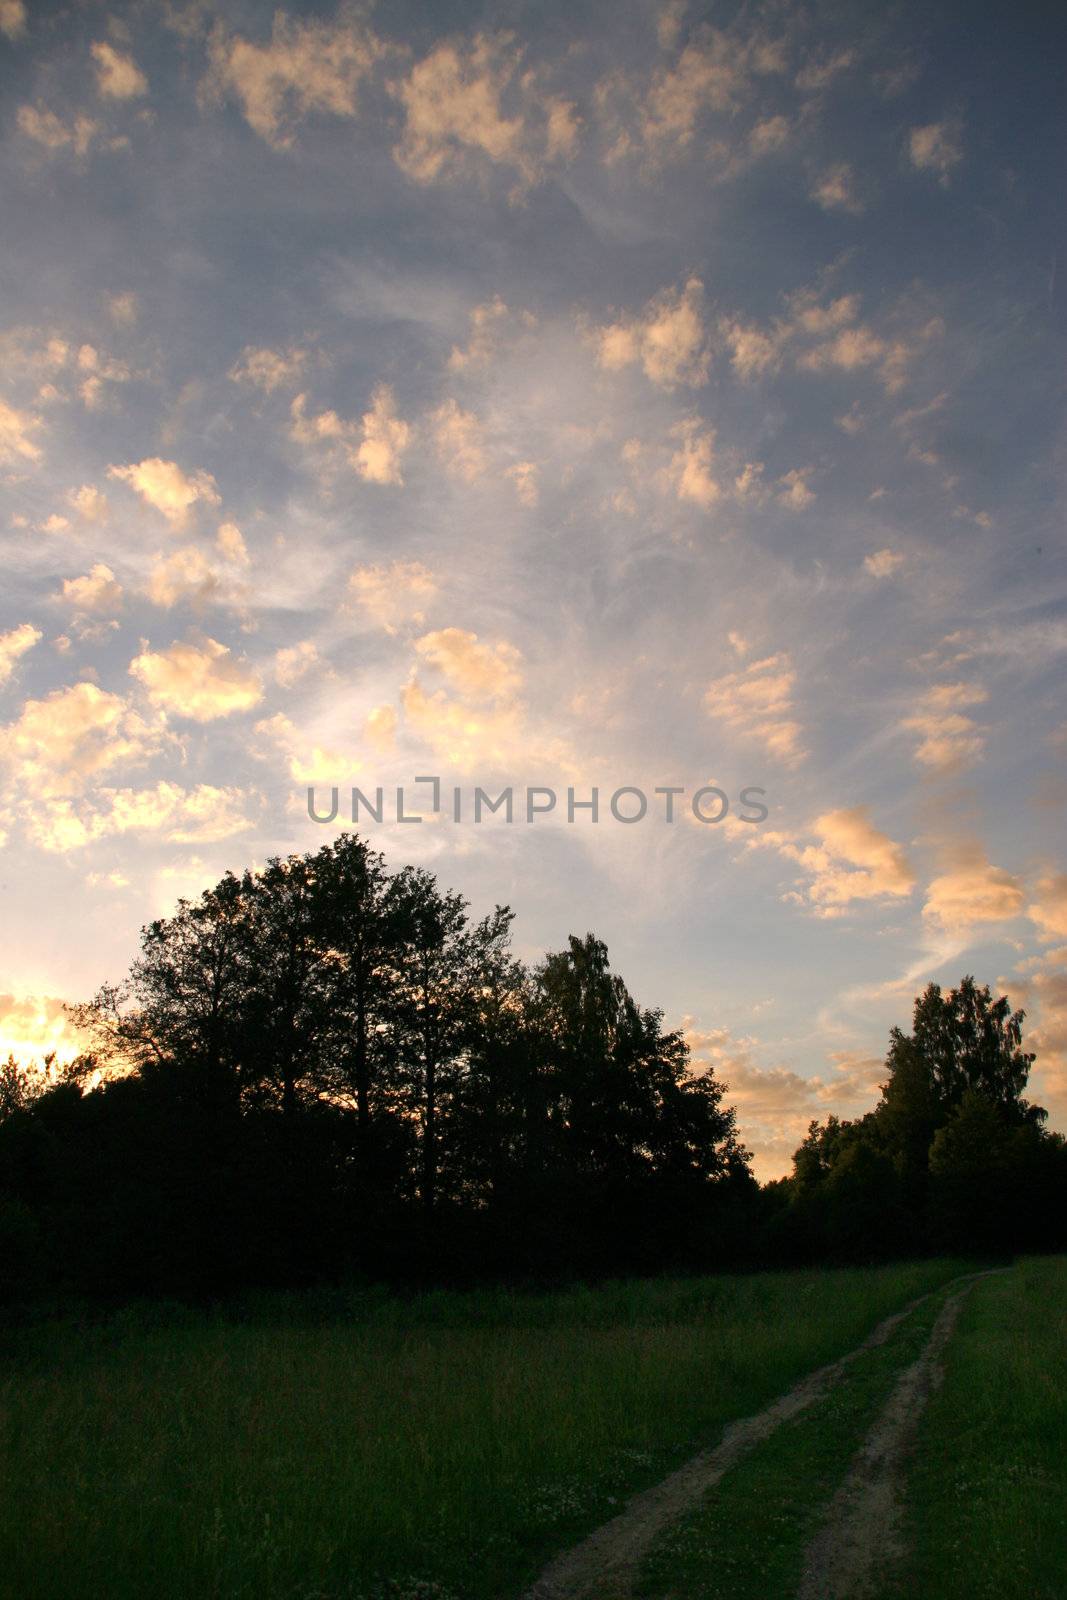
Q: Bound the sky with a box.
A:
[1,0,1065,1179]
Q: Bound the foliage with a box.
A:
[776,977,1067,1261]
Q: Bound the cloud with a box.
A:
[289,386,411,484]
[728,806,915,917]
[772,287,940,394]
[864,548,904,578]
[413,627,523,701]
[506,460,539,506]
[229,344,307,392]
[16,105,100,156]
[748,114,791,156]
[26,782,255,854]
[0,398,43,464]
[398,626,571,774]
[146,547,221,609]
[0,1,27,41]
[431,398,488,481]
[448,296,537,371]
[908,121,963,182]
[352,385,411,485]
[810,163,863,214]
[390,34,577,191]
[0,623,41,687]
[91,40,147,99]
[365,703,397,751]
[206,10,382,149]
[391,35,521,182]
[68,484,109,522]
[129,636,263,721]
[716,286,934,394]
[795,48,856,93]
[254,711,360,786]
[86,781,253,844]
[216,522,249,565]
[922,841,1024,931]
[638,25,787,156]
[108,458,221,527]
[73,342,132,409]
[799,323,892,374]
[661,421,719,507]
[108,291,139,326]
[1029,874,1067,943]
[400,678,527,771]
[704,652,806,765]
[0,681,165,798]
[903,681,987,771]
[274,640,321,687]
[790,292,862,335]
[802,808,915,908]
[60,563,124,616]
[718,318,784,381]
[347,560,437,634]
[593,276,710,389]
[776,468,815,509]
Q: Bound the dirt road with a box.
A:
[518,1277,983,1600]
[795,1271,999,1599]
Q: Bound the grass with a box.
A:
[634,1280,953,1599]
[880,1256,1067,1600]
[0,1260,966,1600]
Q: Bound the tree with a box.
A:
[786,974,1053,1261]
[902,976,1038,1121]
[69,872,258,1112]
[387,866,516,1216]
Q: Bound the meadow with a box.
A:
[887,1256,1067,1600]
[0,1260,966,1600]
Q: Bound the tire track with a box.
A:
[795,1270,1004,1600]
[518,1276,982,1600]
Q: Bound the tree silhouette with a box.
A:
[3,857,1065,1301]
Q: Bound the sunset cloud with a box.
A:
[414,628,523,702]
[431,399,488,481]
[229,344,307,393]
[0,682,165,798]
[90,40,147,100]
[922,842,1024,931]
[60,563,123,617]
[903,681,987,771]
[705,653,805,765]
[390,34,575,190]
[0,623,41,687]
[108,459,221,528]
[207,11,382,149]
[347,561,437,634]
[0,398,43,464]
[129,637,263,721]
[909,120,963,182]
[593,277,710,389]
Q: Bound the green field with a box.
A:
[886,1256,1067,1600]
[2,1258,1061,1600]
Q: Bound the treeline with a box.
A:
[762,977,1067,1261]
[1,837,1064,1304]
[0,836,752,1299]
